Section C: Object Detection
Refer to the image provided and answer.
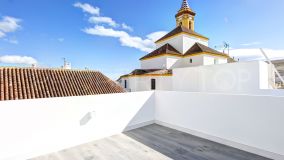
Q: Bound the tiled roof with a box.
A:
[180,0,190,10]
[0,67,124,101]
[140,43,182,60]
[156,26,208,43]
[120,69,172,79]
[184,42,229,57]
[176,0,195,17]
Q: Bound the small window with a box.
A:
[151,79,156,90]
[189,59,193,63]
[214,59,218,64]
[124,80,127,89]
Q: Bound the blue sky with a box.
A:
[0,0,284,79]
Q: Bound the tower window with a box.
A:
[124,80,127,89]
[151,79,156,90]
[179,22,182,26]
[189,59,193,63]
[189,21,192,30]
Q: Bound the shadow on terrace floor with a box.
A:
[123,124,271,160]
[31,124,271,160]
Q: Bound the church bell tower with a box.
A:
[175,0,196,31]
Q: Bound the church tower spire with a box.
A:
[180,0,190,10]
[175,0,196,31]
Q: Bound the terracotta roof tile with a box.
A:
[184,42,229,57]
[0,67,124,101]
[120,69,172,79]
[140,43,182,60]
[156,26,208,43]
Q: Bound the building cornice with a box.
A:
[155,32,209,44]
[140,52,229,61]
[140,53,183,61]
[120,74,172,79]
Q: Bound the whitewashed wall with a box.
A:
[140,56,167,69]
[203,55,227,65]
[1,90,284,160]
[155,91,284,160]
[166,56,180,69]
[0,92,155,160]
[182,34,208,53]
[141,56,181,70]
[173,61,274,93]
[172,55,204,68]
[156,34,184,53]
[156,34,208,54]
[121,76,172,92]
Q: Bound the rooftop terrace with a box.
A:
[31,124,269,160]
[0,91,283,160]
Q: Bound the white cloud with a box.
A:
[84,25,128,38]
[229,48,284,61]
[0,55,37,65]
[89,16,118,27]
[224,17,229,23]
[122,23,133,32]
[84,25,167,52]
[0,16,21,38]
[75,3,134,33]
[75,3,167,52]
[4,38,18,44]
[146,31,167,42]
[58,38,64,42]
[0,31,5,38]
[73,2,100,15]
[240,42,262,46]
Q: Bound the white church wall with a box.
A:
[203,55,227,65]
[182,34,209,53]
[183,55,204,67]
[171,54,227,69]
[120,76,172,92]
[156,34,184,53]
[140,56,167,69]
[172,61,273,93]
[166,56,181,69]
[203,56,215,65]
[141,56,181,70]
[218,57,228,64]
[172,55,204,68]
[156,34,209,54]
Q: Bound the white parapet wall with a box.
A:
[1,90,284,160]
[173,61,274,93]
[155,91,284,160]
[0,91,155,160]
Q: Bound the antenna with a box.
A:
[215,42,230,55]
[223,42,230,55]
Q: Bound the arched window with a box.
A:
[189,21,192,30]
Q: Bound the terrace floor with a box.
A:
[30,124,270,160]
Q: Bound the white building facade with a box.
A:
[118,0,275,93]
